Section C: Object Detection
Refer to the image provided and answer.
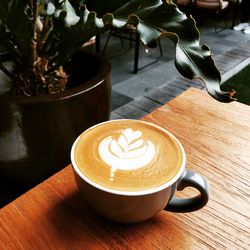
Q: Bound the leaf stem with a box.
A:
[32,0,38,63]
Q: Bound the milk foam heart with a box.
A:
[98,128,156,180]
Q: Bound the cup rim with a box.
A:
[71,119,186,196]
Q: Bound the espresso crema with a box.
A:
[74,120,184,192]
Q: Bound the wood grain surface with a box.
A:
[1,88,249,250]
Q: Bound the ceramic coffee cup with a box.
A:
[71,119,209,223]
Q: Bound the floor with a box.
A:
[97,10,250,120]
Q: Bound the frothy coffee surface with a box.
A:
[74,120,183,192]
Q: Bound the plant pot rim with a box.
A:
[0,51,111,104]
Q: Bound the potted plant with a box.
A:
[0,0,234,207]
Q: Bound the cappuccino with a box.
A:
[73,120,184,192]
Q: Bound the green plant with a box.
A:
[0,0,235,101]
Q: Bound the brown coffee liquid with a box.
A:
[74,120,183,192]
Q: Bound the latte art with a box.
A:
[73,120,184,192]
[98,128,156,180]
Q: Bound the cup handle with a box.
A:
[165,170,210,213]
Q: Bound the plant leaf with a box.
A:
[0,0,235,102]
[104,0,234,102]
[0,0,34,66]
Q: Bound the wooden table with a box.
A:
[1,88,249,249]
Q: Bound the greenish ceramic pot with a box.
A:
[0,50,111,207]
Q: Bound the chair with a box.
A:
[195,0,229,32]
[101,28,163,74]
[175,0,195,16]
[226,0,241,28]
[176,0,195,6]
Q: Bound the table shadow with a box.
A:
[46,190,189,247]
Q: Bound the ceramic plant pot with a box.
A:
[0,50,111,207]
